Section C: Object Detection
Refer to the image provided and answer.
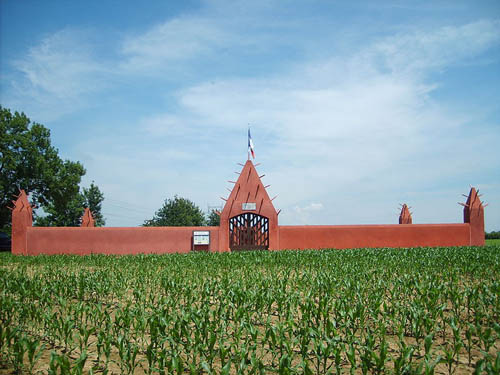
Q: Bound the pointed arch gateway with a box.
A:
[229,212,269,251]
[219,160,279,252]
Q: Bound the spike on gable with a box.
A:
[81,208,95,227]
[399,204,412,224]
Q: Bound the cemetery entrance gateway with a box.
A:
[229,213,269,251]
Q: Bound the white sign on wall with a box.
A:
[242,202,256,210]
[193,231,210,245]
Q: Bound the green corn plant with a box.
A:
[77,325,95,353]
[8,332,27,374]
[346,342,357,375]
[465,323,475,366]
[48,351,60,375]
[25,336,45,375]
[72,350,88,375]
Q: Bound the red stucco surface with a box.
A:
[26,226,220,255]
[278,223,471,250]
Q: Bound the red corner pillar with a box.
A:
[463,187,485,246]
[81,208,95,227]
[11,190,33,255]
[398,204,412,224]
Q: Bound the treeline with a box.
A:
[485,231,500,239]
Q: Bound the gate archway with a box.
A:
[229,213,269,251]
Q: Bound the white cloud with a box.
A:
[120,16,231,71]
[294,202,324,213]
[4,29,108,120]
[368,19,500,74]
[16,30,103,97]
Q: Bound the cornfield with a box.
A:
[1,246,499,374]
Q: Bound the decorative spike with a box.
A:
[228,180,237,184]
[271,195,278,201]
[215,210,221,216]
[264,184,271,189]
[234,171,240,175]
[483,203,489,207]
[458,202,468,207]
[254,163,261,167]
[259,174,265,178]
[220,197,227,201]
[276,209,281,215]
[237,163,245,166]
[226,187,232,192]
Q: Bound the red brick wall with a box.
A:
[26,226,220,255]
[277,224,471,250]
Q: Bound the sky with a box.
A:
[1,0,499,231]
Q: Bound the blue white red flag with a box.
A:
[248,128,255,159]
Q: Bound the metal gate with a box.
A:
[229,213,269,251]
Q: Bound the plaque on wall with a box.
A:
[193,231,210,245]
[242,202,256,210]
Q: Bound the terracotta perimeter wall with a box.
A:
[25,226,220,255]
[277,223,472,250]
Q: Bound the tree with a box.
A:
[82,182,105,226]
[206,209,220,226]
[0,106,104,229]
[144,195,206,227]
[35,182,105,227]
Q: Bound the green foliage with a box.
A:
[0,106,105,228]
[82,182,105,226]
[0,246,499,374]
[485,231,500,239]
[36,181,105,227]
[206,209,220,226]
[35,189,85,227]
[143,195,205,226]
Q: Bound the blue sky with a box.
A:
[1,0,499,230]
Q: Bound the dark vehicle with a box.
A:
[0,232,11,251]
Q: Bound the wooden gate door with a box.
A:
[229,213,269,251]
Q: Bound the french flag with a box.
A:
[248,128,255,159]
